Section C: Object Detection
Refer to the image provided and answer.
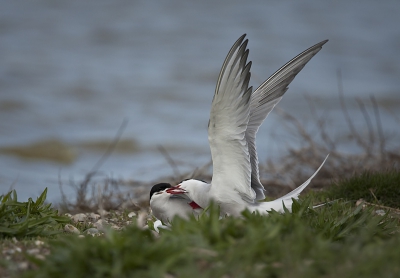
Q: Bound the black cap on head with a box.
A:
[150,183,172,200]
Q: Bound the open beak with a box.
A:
[166,186,187,195]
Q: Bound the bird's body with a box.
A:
[149,183,203,223]
[178,156,327,217]
[150,34,328,221]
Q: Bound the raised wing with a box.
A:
[246,40,329,200]
[208,34,255,203]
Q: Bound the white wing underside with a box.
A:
[209,34,328,204]
[208,35,254,203]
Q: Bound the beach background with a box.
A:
[0,0,399,202]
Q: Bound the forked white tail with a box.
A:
[252,154,329,214]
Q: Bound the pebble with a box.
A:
[3,248,20,255]
[93,219,108,231]
[34,254,46,260]
[18,262,29,270]
[85,228,100,236]
[35,240,44,246]
[72,213,88,223]
[97,209,110,217]
[26,249,46,260]
[375,209,386,216]
[111,224,121,230]
[64,224,80,234]
[26,248,40,255]
[87,213,101,221]
[128,212,136,218]
[355,199,366,208]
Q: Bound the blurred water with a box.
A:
[0,0,399,202]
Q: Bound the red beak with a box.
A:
[166,186,187,195]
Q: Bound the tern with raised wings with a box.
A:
[150,34,328,220]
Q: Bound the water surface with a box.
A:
[0,0,399,201]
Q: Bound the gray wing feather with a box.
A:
[247,40,329,200]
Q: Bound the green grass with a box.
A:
[0,188,70,238]
[1,170,400,277]
[323,170,400,208]
[22,200,399,278]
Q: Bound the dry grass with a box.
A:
[262,94,400,196]
[57,173,141,214]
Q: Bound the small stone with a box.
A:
[35,240,44,246]
[26,248,40,255]
[35,254,46,260]
[3,249,15,255]
[375,209,385,216]
[128,212,136,218]
[93,219,108,231]
[111,225,121,230]
[355,199,365,207]
[87,213,100,221]
[85,228,100,236]
[72,213,87,223]
[64,224,80,234]
[97,209,110,217]
[18,262,29,270]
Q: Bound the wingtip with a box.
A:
[309,39,329,50]
[236,34,247,45]
[320,39,329,46]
